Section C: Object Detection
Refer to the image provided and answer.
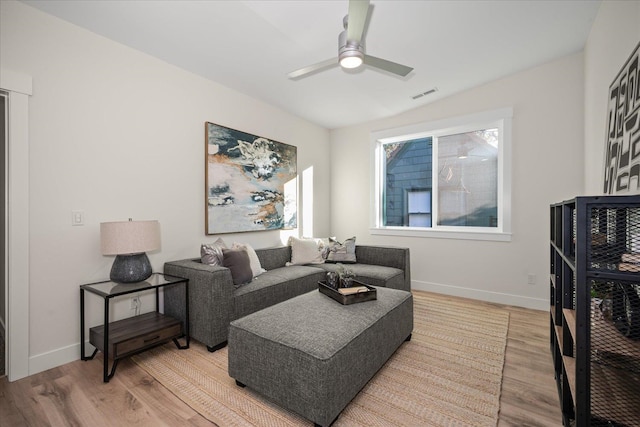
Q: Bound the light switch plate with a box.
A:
[72,210,84,226]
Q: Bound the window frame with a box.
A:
[370,108,513,242]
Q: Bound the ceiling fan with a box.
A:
[287,0,413,79]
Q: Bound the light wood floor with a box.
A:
[0,291,562,426]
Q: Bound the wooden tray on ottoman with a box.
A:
[318,280,377,305]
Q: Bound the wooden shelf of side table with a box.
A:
[90,312,182,359]
[80,273,189,382]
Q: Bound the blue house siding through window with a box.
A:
[384,138,432,226]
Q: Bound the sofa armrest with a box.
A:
[163,259,234,350]
[355,245,411,290]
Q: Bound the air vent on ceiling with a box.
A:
[411,87,438,100]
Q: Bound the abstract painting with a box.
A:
[205,122,297,234]
[603,41,640,195]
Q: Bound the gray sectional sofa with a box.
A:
[163,245,410,352]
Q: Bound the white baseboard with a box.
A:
[26,282,547,378]
[29,342,82,377]
[412,280,548,311]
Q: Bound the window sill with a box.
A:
[370,227,512,242]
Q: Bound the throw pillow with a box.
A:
[201,237,227,265]
[303,236,335,260]
[326,236,357,263]
[288,236,324,265]
[222,248,253,286]
[232,242,265,277]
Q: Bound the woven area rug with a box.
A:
[132,292,509,426]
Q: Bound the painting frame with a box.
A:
[602,41,640,195]
[205,122,297,235]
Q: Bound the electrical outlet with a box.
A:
[130,296,140,310]
[527,274,537,285]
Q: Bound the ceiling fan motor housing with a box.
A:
[338,29,364,68]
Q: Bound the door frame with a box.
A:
[1,68,31,381]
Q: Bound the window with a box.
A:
[371,108,512,241]
[407,190,431,227]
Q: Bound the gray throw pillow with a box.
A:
[222,248,253,285]
[326,236,357,263]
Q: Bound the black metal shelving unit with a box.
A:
[550,195,640,426]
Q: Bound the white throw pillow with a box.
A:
[288,236,324,265]
[304,236,334,260]
[232,242,264,277]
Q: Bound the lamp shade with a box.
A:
[100,220,161,255]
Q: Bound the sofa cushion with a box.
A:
[233,265,325,319]
[315,263,404,289]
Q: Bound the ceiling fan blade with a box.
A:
[287,58,337,79]
[363,55,413,77]
[347,0,369,43]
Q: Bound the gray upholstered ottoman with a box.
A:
[228,286,413,427]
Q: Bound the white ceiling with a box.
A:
[22,0,601,129]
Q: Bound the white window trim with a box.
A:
[370,108,513,242]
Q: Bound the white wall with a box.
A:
[584,1,640,194]
[1,1,331,376]
[330,53,585,309]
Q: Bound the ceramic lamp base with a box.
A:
[110,252,152,283]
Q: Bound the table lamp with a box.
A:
[100,219,161,283]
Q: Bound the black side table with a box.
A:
[80,273,189,382]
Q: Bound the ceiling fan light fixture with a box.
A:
[340,54,363,69]
[339,42,364,69]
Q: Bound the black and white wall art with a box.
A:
[603,41,640,195]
